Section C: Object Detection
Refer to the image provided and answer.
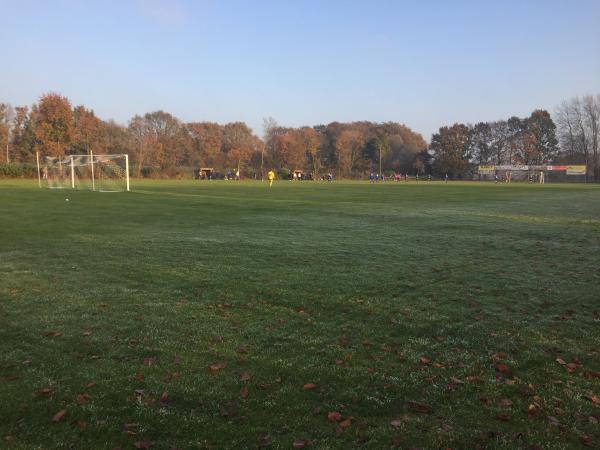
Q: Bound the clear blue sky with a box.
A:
[1,0,599,140]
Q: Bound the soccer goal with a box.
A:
[38,152,130,192]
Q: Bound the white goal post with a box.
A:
[37,152,130,192]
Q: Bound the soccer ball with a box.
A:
[65,198,70,202]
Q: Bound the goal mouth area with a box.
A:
[39,153,130,192]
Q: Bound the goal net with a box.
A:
[41,154,130,192]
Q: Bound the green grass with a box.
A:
[1,179,599,449]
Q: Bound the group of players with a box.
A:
[266,170,451,187]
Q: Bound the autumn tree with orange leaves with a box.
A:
[33,93,73,156]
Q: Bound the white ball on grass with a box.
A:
[65,198,70,202]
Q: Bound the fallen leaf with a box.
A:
[419,357,431,365]
[52,410,67,423]
[258,435,272,448]
[584,395,600,405]
[134,442,154,449]
[494,363,512,376]
[408,401,431,413]
[82,330,93,336]
[292,440,307,449]
[495,413,511,421]
[209,362,227,374]
[547,416,561,426]
[303,383,317,391]
[240,372,251,382]
[565,363,577,373]
[327,411,342,422]
[160,391,170,403]
[235,346,247,354]
[43,331,62,338]
[390,419,402,428]
[39,388,53,397]
[85,381,96,389]
[240,387,249,399]
[555,358,567,365]
[339,418,352,428]
[75,393,89,404]
[581,434,594,446]
[498,399,513,408]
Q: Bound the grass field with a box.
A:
[1,179,599,449]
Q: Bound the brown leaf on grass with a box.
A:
[408,401,431,413]
[209,362,227,374]
[547,416,561,426]
[327,411,342,422]
[495,413,511,421]
[82,330,93,336]
[134,373,145,382]
[85,381,96,389]
[581,434,594,446]
[240,387,249,399]
[303,383,317,391]
[474,315,484,321]
[494,363,513,376]
[39,388,53,397]
[43,331,62,337]
[498,399,513,408]
[564,363,578,373]
[160,391,170,404]
[390,419,402,428]
[586,371,600,378]
[555,358,567,365]
[292,440,307,449]
[419,357,431,365]
[339,418,352,428]
[122,423,140,435]
[52,410,66,423]
[239,372,251,382]
[75,394,89,404]
[258,435,272,448]
[134,442,154,449]
[465,375,484,383]
[584,395,600,405]
[235,346,247,354]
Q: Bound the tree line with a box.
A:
[429,94,600,180]
[1,92,599,179]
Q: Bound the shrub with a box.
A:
[0,163,38,178]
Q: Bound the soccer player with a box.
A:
[267,169,275,188]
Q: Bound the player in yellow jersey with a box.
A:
[267,169,275,188]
